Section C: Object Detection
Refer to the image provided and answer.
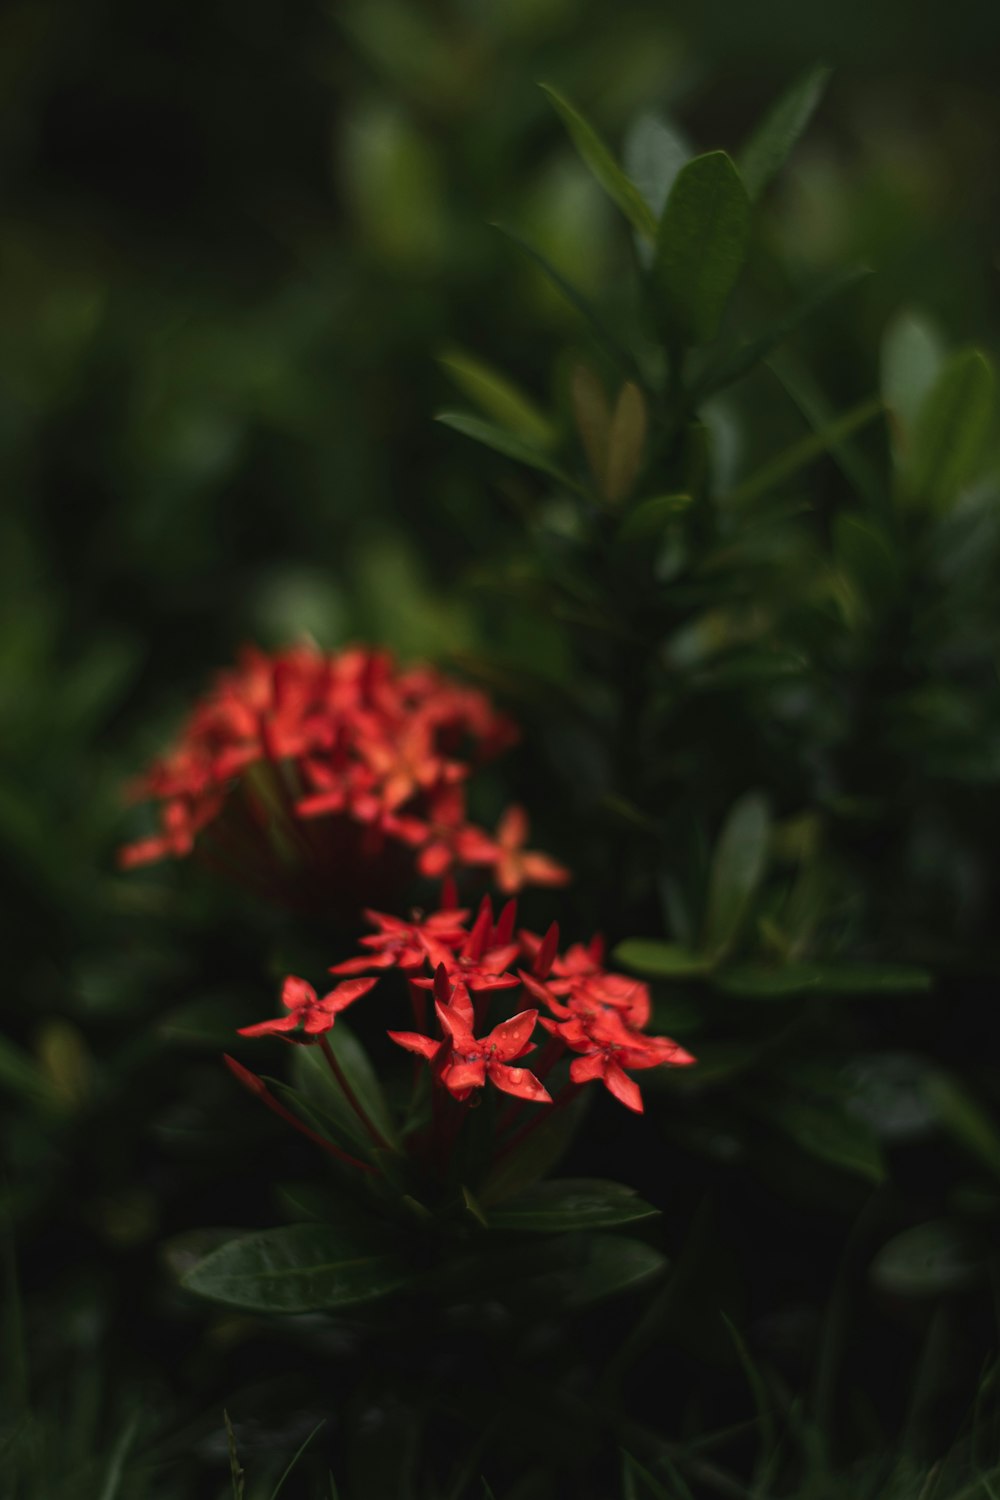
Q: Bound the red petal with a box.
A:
[328,951,395,975]
[443,1058,487,1093]
[488,1063,551,1103]
[497,805,528,851]
[387,1030,441,1060]
[322,977,378,1012]
[569,1052,605,1084]
[604,1062,644,1113]
[533,921,560,979]
[487,1008,539,1062]
[237,1014,300,1037]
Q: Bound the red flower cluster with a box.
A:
[119,644,568,901]
[240,895,695,1114]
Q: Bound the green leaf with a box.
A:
[725,393,885,507]
[540,84,658,242]
[714,961,931,999]
[738,65,832,201]
[615,493,693,545]
[488,1179,660,1233]
[0,1035,55,1109]
[652,151,751,346]
[694,265,870,400]
[435,411,576,488]
[756,1093,885,1182]
[570,362,611,485]
[622,112,690,222]
[613,939,709,977]
[291,1024,399,1151]
[479,1094,588,1205]
[832,513,900,614]
[881,310,945,453]
[604,383,648,505]
[181,1223,408,1313]
[903,348,996,511]
[702,793,770,960]
[870,1220,985,1298]
[923,1070,1000,1182]
[492,224,641,380]
[560,1234,667,1307]
[438,347,556,447]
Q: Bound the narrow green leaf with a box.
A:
[492,223,641,379]
[479,1094,588,1205]
[439,347,556,447]
[703,793,770,960]
[570,362,611,485]
[0,1035,55,1109]
[739,65,832,201]
[924,1070,1000,1182]
[652,151,751,346]
[269,1418,327,1500]
[292,1024,398,1151]
[903,348,996,511]
[694,265,870,400]
[714,961,931,999]
[436,411,577,488]
[604,382,648,505]
[870,1220,985,1298]
[725,394,884,507]
[613,939,709,977]
[881,310,945,454]
[540,83,658,242]
[487,1179,660,1233]
[181,1223,408,1313]
[616,493,693,545]
[97,1416,139,1500]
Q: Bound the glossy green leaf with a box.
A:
[714,961,931,999]
[436,411,576,487]
[540,84,657,242]
[703,793,770,960]
[613,939,709,977]
[488,1179,660,1233]
[738,65,832,201]
[291,1023,398,1151]
[181,1223,408,1313]
[923,1070,1000,1181]
[561,1234,667,1306]
[757,1093,885,1182]
[881,310,945,454]
[438,347,555,447]
[870,1220,985,1298]
[653,152,751,345]
[903,348,996,510]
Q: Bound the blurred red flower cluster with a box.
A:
[119,644,568,906]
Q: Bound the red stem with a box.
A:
[319,1035,390,1150]
[224,1054,375,1174]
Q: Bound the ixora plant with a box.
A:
[119,642,566,907]
[177,890,694,1315]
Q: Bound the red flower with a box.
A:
[390,1000,551,1103]
[329,906,469,976]
[238,975,376,1038]
[467,806,571,895]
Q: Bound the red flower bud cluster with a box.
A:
[241,894,695,1115]
[119,644,568,903]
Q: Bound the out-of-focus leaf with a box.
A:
[570,363,611,485]
[604,382,648,504]
[0,1036,55,1109]
[435,411,576,487]
[531,1234,668,1308]
[623,112,690,222]
[439,348,556,447]
[833,513,900,614]
[703,793,770,960]
[903,348,995,511]
[756,1093,885,1182]
[870,1220,986,1298]
[695,265,870,400]
[614,939,709,977]
[923,1070,1000,1181]
[714,962,931,999]
[615,493,693,546]
[487,1179,660,1233]
[653,152,751,345]
[292,1024,398,1151]
[181,1223,409,1313]
[881,310,945,455]
[726,395,885,506]
[540,84,657,242]
[738,65,832,202]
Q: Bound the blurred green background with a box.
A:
[3,1,1000,1495]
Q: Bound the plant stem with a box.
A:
[319,1035,390,1150]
